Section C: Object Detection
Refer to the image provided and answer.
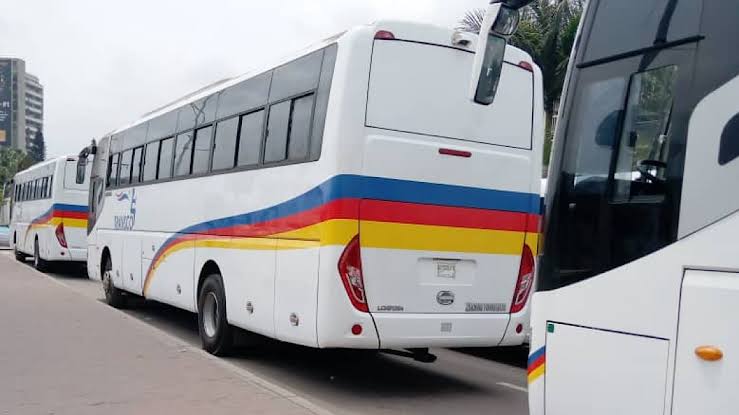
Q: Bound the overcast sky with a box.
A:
[1,0,486,158]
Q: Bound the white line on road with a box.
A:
[496,382,527,393]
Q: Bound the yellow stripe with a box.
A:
[361,221,527,255]
[525,232,540,255]
[273,219,357,246]
[49,218,88,228]
[527,365,545,383]
[144,220,540,295]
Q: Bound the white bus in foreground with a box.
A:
[9,156,91,271]
[82,18,544,358]
[530,0,739,414]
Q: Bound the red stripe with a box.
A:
[361,199,539,233]
[527,354,545,374]
[53,210,88,220]
[187,199,360,238]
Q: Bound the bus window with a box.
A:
[191,125,213,175]
[264,101,291,163]
[119,149,133,186]
[158,137,174,180]
[212,117,239,171]
[108,153,120,188]
[131,146,143,183]
[287,94,314,160]
[174,132,194,177]
[237,110,264,167]
[612,65,678,202]
[142,141,160,182]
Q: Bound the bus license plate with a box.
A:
[437,262,456,279]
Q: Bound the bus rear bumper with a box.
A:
[374,312,509,349]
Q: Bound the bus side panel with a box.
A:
[274,242,320,347]
[143,234,196,313]
[198,238,277,339]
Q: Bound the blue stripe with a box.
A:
[53,203,88,213]
[528,346,546,366]
[181,175,539,235]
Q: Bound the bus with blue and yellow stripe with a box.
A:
[9,155,91,271]
[81,18,544,358]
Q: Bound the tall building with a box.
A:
[24,72,44,145]
[0,58,44,151]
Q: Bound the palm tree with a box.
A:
[458,0,583,150]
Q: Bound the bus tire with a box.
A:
[33,238,49,272]
[13,237,24,262]
[198,274,233,356]
[102,254,126,308]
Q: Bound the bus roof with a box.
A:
[102,20,533,139]
[14,155,78,178]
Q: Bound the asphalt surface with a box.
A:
[3,251,530,415]
[0,251,327,415]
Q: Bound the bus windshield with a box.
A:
[538,0,704,291]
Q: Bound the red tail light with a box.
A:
[510,244,534,313]
[338,235,369,312]
[518,61,534,72]
[374,30,396,40]
[55,222,68,248]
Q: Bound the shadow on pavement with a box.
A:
[452,346,529,369]
[108,299,489,400]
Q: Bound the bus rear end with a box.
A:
[328,22,543,350]
[55,157,91,262]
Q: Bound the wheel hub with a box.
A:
[203,292,219,338]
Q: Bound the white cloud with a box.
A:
[2,0,485,157]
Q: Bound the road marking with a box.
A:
[497,382,527,393]
[16,257,337,415]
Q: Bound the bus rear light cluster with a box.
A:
[338,235,369,312]
[374,30,396,40]
[55,223,68,248]
[518,61,534,72]
[510,244,534,313]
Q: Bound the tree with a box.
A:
[26,129,46,163]
[458,0,583,164]
[0,148,35,199]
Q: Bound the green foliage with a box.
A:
[26,130,46,163]
[0,148,35,199]
[457,0,583,170]
[458,0,583,114]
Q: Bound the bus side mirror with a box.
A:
[469,1,525,105]
[76,157,87,185]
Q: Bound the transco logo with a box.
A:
[113,189,137,231]
[436,291,455,306]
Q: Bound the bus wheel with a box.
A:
[198,274,233,356]
[33,238,49,272]
[102,255,126,308]
[13,237,24,262]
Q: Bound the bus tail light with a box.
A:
[518,61,534,72]
[55,223,68,248]
[338,235,369,312]
[510,244,534,313]
[374,30,396,40]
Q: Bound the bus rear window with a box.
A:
[366,40,533,149]
[64,160,90,190]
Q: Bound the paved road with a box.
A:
[4,251,530,415]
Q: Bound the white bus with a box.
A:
[529,0,739,414]
[9,155,91,271]
[82,18,544,358]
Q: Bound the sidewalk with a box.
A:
[0,253,324,415]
